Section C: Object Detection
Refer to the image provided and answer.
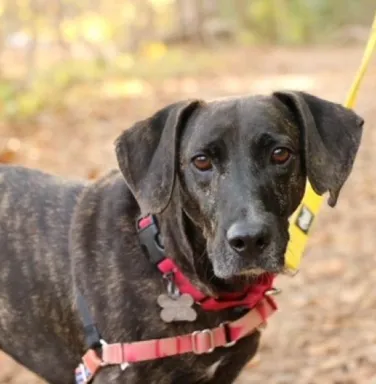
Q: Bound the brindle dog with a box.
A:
[0,91,363,384]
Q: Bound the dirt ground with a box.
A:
[1,45,376,384]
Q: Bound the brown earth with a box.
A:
[1,45,376,384]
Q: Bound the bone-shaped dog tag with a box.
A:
[157,293,197,323]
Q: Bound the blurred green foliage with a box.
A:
[0,0,374,121]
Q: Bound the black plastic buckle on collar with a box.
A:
[137,215,166,266]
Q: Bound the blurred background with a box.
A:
[0,0,376,383]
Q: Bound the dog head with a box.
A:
[115,92,363,281]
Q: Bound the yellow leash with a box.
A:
[285,13,376,274]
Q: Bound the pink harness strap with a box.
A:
[76,297,277,383]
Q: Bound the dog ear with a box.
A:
[115,100,202,214]
[273,91,364,207]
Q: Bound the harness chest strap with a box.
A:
[76,296,277,383]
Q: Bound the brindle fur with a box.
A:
[0,91,363,384]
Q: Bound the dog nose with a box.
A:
[226,222,271,255]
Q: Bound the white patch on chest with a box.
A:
[206,358,223,379]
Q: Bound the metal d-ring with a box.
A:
[265,287,282,296]
[163,272,181,299]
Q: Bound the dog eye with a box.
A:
[192,155,213,171]
[271,147,291,164]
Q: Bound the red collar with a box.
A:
[138,214,276,311]
[158,258,275,311]
[74,214,279,384]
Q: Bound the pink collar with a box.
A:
[74,215,279,384]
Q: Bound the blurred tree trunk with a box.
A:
[125,0,156,53]
[235,0,254,29]
[272,0,288,44]
[195,0,206,43]
[175,0,221,44]
[203,0,220,16]
[176,0,194,41]
[54,0,72,59]
[0,9,5,75]
[24,0,39,87]
[142,0,157,41]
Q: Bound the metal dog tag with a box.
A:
[157,293,197,323]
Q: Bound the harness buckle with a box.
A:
[191,329,215,354]
[220,321,237,348]
[98,339,109,367]
[137,215,165,265]
[99,339,130,371]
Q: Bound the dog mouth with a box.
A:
[209,248,286,281]
[233,259,285,278]
[211,261,284,281]
[235,267,269,277]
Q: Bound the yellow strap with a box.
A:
[285,13,376,273]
